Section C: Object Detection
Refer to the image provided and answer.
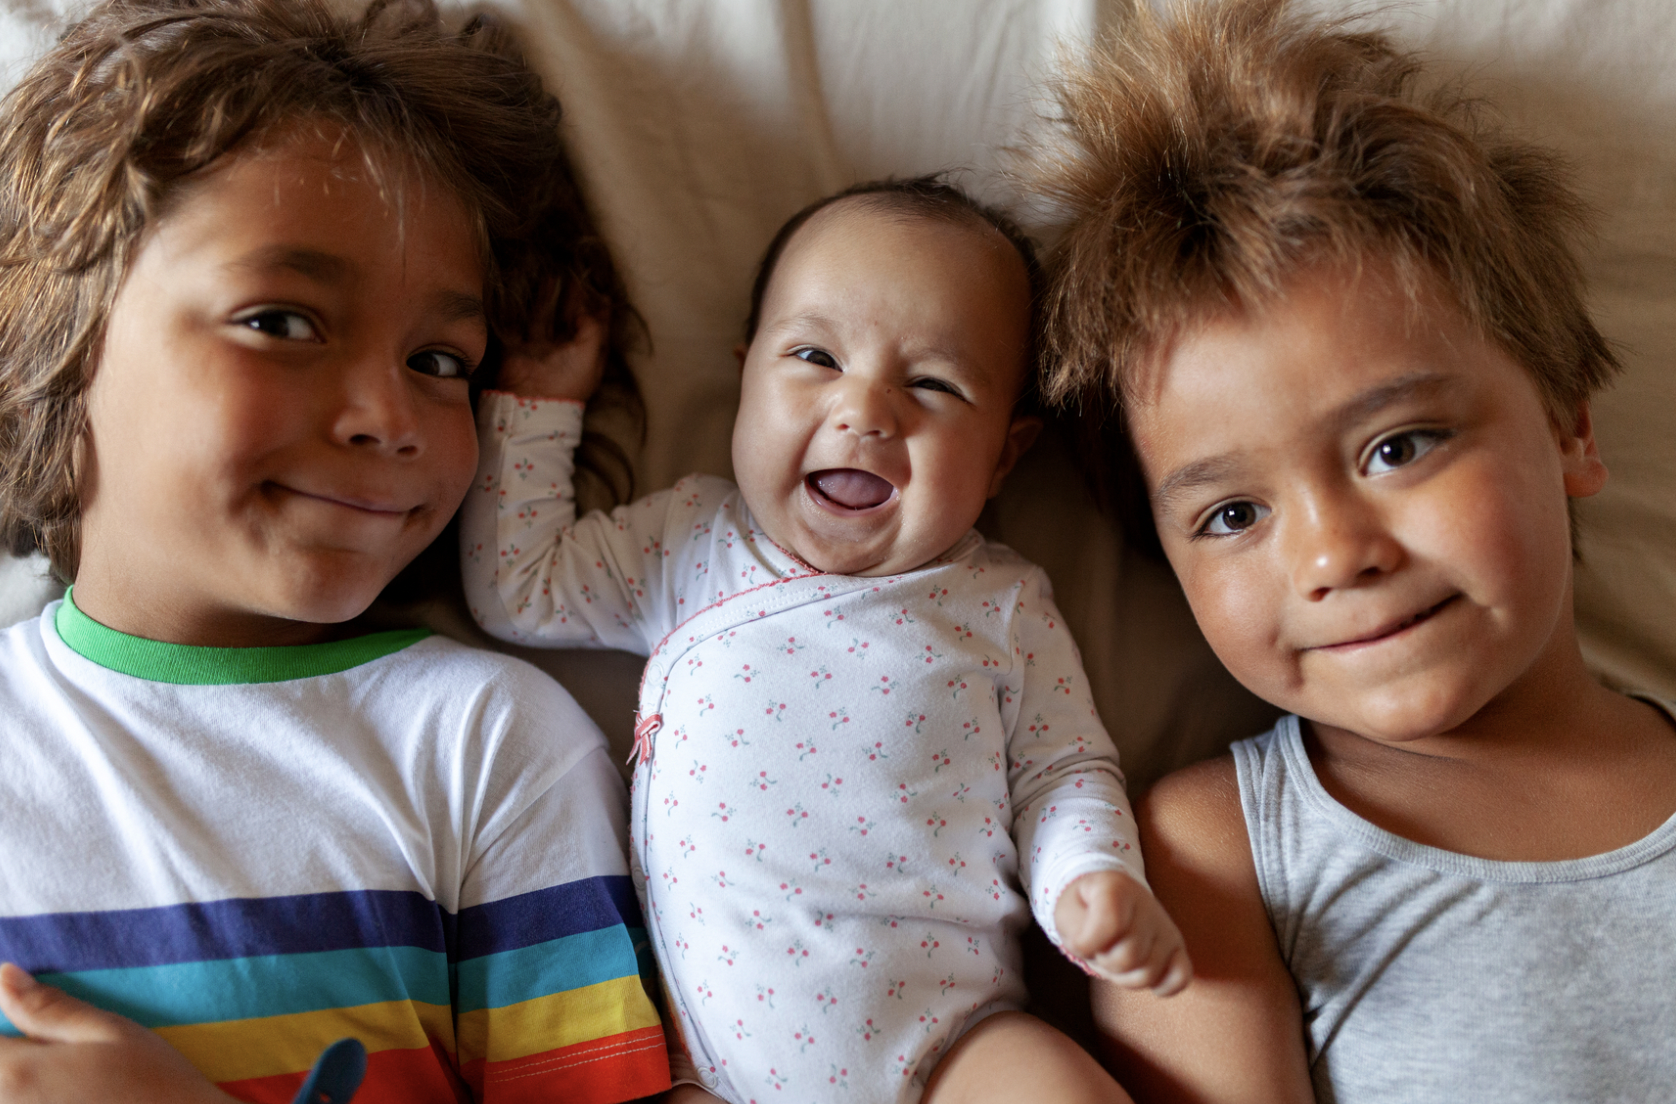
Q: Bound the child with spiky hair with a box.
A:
[1035,1,1676,1100]
[0,1,667,1099]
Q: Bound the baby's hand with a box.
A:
[0,963,233,1103]
[1054,870,1192,996]
[498,312,608,401]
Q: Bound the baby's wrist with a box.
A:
[486,388,587,405]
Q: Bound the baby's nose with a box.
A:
[832,380,897,438]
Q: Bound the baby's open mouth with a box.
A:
[807,469,895,511]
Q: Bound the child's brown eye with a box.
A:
[1377,438,1415,467]
[240,309,318,341]
[1200,500,1267,537]
[1365,429,1447,475]
[793,347,838,369]
[407,350,470,379]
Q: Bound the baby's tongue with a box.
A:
[811,469,894,510]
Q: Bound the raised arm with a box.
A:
[461,315,688,652]
[1092,759,1313,1104]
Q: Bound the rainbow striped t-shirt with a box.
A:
[0,597,671,1102]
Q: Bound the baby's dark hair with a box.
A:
[744,175,1045,413]
[0,0,642,582]
[1034,0,1617,551]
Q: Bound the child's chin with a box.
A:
[1309,685,1492,746]
[259,577,388,629]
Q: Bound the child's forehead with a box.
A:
[1136,261,1455,402]
[152,128,485,295]
[778,199,1029,299]
[221,124,455,210]
[1127,261,1546,470]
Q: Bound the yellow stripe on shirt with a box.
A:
[155,999,454,1082]
[455,974,661,1064]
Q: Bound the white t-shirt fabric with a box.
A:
[462,393,1145,1101]
[0,596,670,1102]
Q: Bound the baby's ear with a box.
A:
[1557,399,1608,499]
[988,415,1044,498]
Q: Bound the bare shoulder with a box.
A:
[1136,756,1251,882]
[1130,755,1264,956]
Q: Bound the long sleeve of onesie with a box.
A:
[461,393,735,654]
[998,570,1146,946]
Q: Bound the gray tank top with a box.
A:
[1232,712,1676,1103]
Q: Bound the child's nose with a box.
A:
[1284,490,1403,599]
[829,374,899,440]
[332,360,423,456]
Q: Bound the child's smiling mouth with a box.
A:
[269,483,415,518]
[1315,594,1462,651]
[806,469,896,512]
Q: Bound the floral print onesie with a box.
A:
[461,394,1146,1102]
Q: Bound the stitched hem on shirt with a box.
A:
[53,589,429,685]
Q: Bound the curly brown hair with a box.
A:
[1035,0,1617,417]
[0,0,642,582]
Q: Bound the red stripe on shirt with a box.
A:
[462,1023,671,1104]
[218,1041,466,1104]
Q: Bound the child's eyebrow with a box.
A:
[765,312,984,377]
[431,289,486,324]
[1152,455,1240,513]
[1150,371,1459,511]
[227,247,484,323]
[1332,370,1454,430]
[228,245,350,283]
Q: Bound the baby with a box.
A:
[1035,1,1676,1101]
[462,178,1188,1101]
[0,1,668,1099]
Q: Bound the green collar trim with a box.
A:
[54,590,430,685]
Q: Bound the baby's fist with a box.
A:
[1054,870,1191,996]
[498,312,608,401]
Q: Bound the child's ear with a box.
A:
[988,415,1044,498]
[1557,399,1608,499]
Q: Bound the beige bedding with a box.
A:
[2,0,1671,792]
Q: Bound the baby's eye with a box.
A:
[407,349,472,380]
[1364,429,1448,475]
[793,347,839,369]
[909,377,960,397]
[1198,500,1269,537]
[239,309,318,341]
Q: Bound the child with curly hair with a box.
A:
[0,1,667,1099]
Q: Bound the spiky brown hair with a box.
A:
[1036,0,1617,422]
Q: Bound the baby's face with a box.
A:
[732,203,1037,576]
[75,128,486,644]
[1128,263,1607,746]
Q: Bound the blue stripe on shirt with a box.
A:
[453,875,642,961]
[0,875,640,974]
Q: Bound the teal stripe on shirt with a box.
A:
[24,945,450,1030]
[453,925,643,1013]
